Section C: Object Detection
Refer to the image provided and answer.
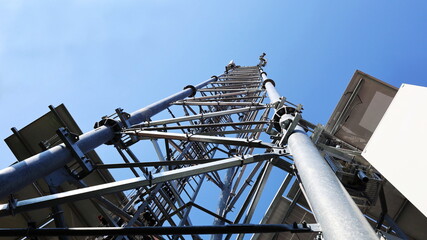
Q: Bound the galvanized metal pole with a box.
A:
[0,76,219,199]
[260,69,280,104]
[286,125,378,239]
[260,66,378,239]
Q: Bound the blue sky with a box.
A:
[0,0,427,235]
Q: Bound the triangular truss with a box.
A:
[0,55,405,240]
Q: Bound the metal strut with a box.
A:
[0,224,316,237]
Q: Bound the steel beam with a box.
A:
[186,90,260,100]
[198,129,265,136]
[0,224,315,237]
[251,174,293,240]
[125,130,274,148]
[197,88,262,92]
[173,174,206,240]
[241,162,273,224]
[94,158,227,169]
[137,121,268,131]
[172,101,265,106]
[236,162,273,240]
[132,106,267,128]
[225,162,264,213]
[0,153,278,216]
[258,174,292,223]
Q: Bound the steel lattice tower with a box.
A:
[0,54,398,240]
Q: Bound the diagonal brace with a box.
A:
[0,153,279,217]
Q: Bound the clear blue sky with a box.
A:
[0,0,426,236]
[1,1,427,165]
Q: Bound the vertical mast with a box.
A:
[260,54,378,239]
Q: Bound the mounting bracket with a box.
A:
[56,127,93,177]
[279,112,302,146]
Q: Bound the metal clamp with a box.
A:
[279,112,302,146]
[311,124,324,144]
[183,85,197,97]
[115,108,139,145]
[115,108,131,128]
[265,120,278,135]
[272,106,297,132]
[276,97,286,109]
[262,78,276,88]
[57,127,93,175]
[94,117,122,145]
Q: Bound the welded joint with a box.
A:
[148,172,153,187]
[185,132,193,141]
[239,154,245,167]
[49,209,65,219]
[245,179,253,186]
[56,127,94,175]
[7,195,17,216]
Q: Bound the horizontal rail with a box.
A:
[94,159,227,168]
[124,130,275,148]
[0,224,317,236]
[134,121,269,131]
[0,153,278,216]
